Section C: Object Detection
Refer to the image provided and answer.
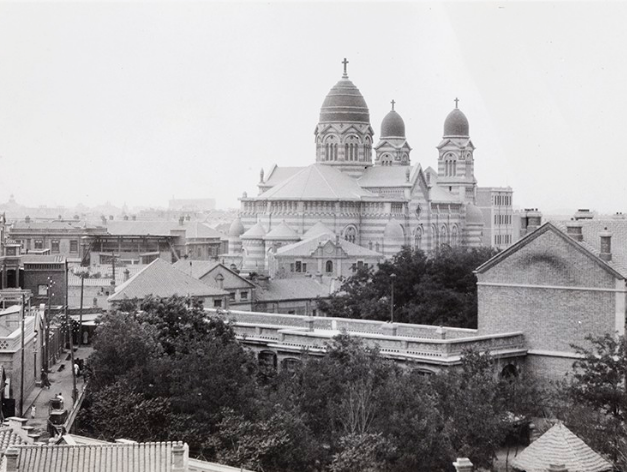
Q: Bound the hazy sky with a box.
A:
[1,2,626,213]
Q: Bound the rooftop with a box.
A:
[108,258,228,302]
[511,422,612,472]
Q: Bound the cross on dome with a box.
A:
[391,99,395,111]
[454,97,460,108]
[342,58,349,78]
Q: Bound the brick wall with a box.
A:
[477,227,622,380]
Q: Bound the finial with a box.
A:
[391,99,395,111]
[342,58,349,78]
[454,97,459,109]
[259,168,264,183]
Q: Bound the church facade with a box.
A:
[228,60,514,276]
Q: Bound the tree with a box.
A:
[319,246,497,328]
[564,333,627,467]
[81,296,259,456]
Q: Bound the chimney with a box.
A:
[548,465,568,472]
[453,458,473,472]
[600,228,612,261]
[25,216,30,224]
[526,208,542,232]
[171,442,187,472]
[574,208,593,221]
[132,215,137,221]
[565,221,583,242]
[109,215,113,221]
[179,216,185,226]
[5,447,19,472]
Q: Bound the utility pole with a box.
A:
[390,273,397,323]
[19,293,25,418]
[78,273,85,345]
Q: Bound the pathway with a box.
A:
[22,346,93,439]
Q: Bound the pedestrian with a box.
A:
[56,393,64,403]
[30,405,36,419]
[73,363,79,377]
[41,370,50,389]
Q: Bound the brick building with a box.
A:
[475,220,627,381]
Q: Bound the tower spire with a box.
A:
[391,99,395,111]
[342,58,349,78]
[454,97,459,109]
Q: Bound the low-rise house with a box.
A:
[475,220,627,382]
[172,259,255,310]
[0,304,38,419]
[108,259,229,309]
[252,276,337,316]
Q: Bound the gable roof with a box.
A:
[108,258,228,302]
[172,260,255,288]
[475,222,627,279]
[257,164,377,201]
[10,441,189,472]
[511,422,612,472]
[275,233,382,258]
[550,218,627,277]
[172,259,220,279]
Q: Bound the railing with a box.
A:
[207,309,526,362]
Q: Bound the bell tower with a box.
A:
[437,98,476,202]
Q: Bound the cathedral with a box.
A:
[227,60,514,277]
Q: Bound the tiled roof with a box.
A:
[101,222,221,240]
[182,223,223,239]
[258,164,377,201]
[358,166,415,187]
[255,277,333,302]
[60,435,254,472]
[303,221,334,239]
[276,233,382,258]
[264,221,299,241]
[172,259,220,279]
[240,222,266,240]
[262,166,304,188]
[20,255,65,264]
[108,259,228,302]
[0,427,25,452]
[550,218,627,277]
[511,422,612,472]
[429,184,459,203]
[11,441,188,472]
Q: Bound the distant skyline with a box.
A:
[1,2,626,213]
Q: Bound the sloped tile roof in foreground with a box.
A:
[0,427,25,452]
[12,441,187,472]
[511,422,612,472]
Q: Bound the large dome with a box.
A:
[443,108,469,137]
[319,78,370,124]
[380,110,405,138]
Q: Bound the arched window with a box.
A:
[343,226,357,244]
[325,260,333,273]
[451,226,459,246]
[440,225,448,245]
[415,226,423,249]
[215,273,224,289]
